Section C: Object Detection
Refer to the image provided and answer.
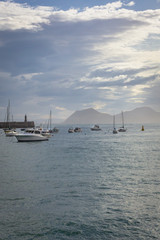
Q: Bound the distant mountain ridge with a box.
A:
[63,107,160,124]
[63,108,112,124]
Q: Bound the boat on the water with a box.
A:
[118,111,127,132]
[47,110,59,133]
[41,129,51,137]
[5,129,18,136]
[15,129,49,142]
[113,128,118,134]
[74,127,82,132]
[68,128,74,133]
[113,115,118,134]
[91,124,102,131]
[50,127,59,133]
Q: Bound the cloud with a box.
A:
[0,1,143,31]
[125,1,135,7]
[0,1,54,31]
[0,0,160,121]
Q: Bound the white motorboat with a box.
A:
[68,128,74,133]
[15,129,49,142]
[91,124,101,131]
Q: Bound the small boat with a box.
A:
[141,125,144,131]
[15,129,49,142]
[34,127,51,137]
[74,127,82,132]
[49,127,59,133]
[118,127,127,132]
[91,124,102,131]
[113,115,118,134]
[41,129,51,137]
[3,128,11,133]
[47,110,59,133]
[113,128,118,134]
[118,111,127,132]
[5,129,18,136]
[68,128,74,133]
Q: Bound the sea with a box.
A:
[0,124,160,240]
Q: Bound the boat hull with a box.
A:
[15,134,48,142]
[113,131,118,134]
[68,128,74,133]
[118,128,127,132]
[91,128,101,131]
[113,128,118,134]
[91,125,101,131]
[74,127,82,132]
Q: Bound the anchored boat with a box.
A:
[5,129,18,136]
[68,128,74,133]
[118,111,127,132]
[113,115,118,134]
[91,125,102,131]
[15,129,49,142]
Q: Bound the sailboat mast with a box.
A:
[6,100,10,128]
[50,110,52,130]
[7,100,10,123]
[122,111,124,128]
[113,115,115,128]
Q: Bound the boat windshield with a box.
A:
[35,130,41,134]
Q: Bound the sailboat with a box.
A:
[5,129,18,136]
[4,100,18,136]
[48,110,59,133]
[4,100,11,130]
[113,115,118,134]
[118,111,127,132]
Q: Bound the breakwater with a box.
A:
[0,121,35,129]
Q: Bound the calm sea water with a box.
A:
[0,124,160,240]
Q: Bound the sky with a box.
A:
[0,0,160,123]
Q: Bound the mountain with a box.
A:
[116,107,160,124]
[63,107,160,124]
[63,108,112,124]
